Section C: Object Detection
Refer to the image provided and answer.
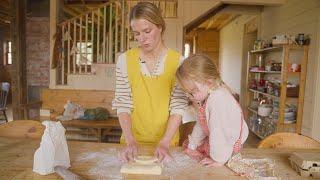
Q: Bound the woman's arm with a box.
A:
[113,53,137,162]
[118,112,138,162]
[155,114,181,162]
[112,53,133,116]
[169,56,189,118]
[169,84,189,117]
[118,112,135,144]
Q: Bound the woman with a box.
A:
[112,2,187,163]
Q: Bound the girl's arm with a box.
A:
[188,121,206,150]
[183,121,207,162]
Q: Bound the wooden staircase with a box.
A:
[55,0,178,86]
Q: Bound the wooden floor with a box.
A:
[0,104,261,147]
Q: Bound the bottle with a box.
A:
[258,54,264,68]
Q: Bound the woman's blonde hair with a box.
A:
[129,2,165,34]
[176,54,222,91]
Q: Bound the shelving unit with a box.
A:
[249,70,281,74]
[249,89,280,99]
[245,44,309,139]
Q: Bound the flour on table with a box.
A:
[163,150,198,177]
[75,148,197,179]
[75,148,123,180]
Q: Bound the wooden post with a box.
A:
[115,2,119,55]
[278,45,289,132]
[103,6,106,63]
[91,11,94,63]
[73,19,76,74]
[120,0,125,52]
[126,1,131,50]
[296,46,309,134]
[61,25,65,84]
[97,10,100,63]
[79,16,82,74]
[85,14,88,73]
[49,0,58,88]
[67,22,70,74]
[10,0,27,120]
[109,3,113,63]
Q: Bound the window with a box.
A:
[184,43,190,58]
[3,41,12,65]
[76,42,92,65]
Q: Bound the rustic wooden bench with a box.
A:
[40,89,121,143]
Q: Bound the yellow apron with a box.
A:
[120,48,180,146]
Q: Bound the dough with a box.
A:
[120,156,162,175]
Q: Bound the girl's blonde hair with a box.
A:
[176,54,222,91]
[129,2,166,34]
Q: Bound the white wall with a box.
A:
[163,0,220,53]
[219,15,254,94]
[259,0,320,139]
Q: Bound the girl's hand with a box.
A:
[154,140,173,163]
[118,140,138,163]
[199,157,224,167]
[183,148,205,162]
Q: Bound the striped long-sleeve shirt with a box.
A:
[112,50,188,117]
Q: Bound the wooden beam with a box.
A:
[185,3,228,33]
[64,0,107,5]
[220,0,286,6]
[10,0,27,120]
[220,5,262,15]
[217,14,239,30]
[68,6,85,15]
[63,6,79,17]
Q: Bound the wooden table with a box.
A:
[0,137,318,179]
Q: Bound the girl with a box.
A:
[176,54,249,167]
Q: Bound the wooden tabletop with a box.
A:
[0,137,318,180]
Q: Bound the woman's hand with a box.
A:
[154,140,172,163]
[199,157,224,167]
[118,140,138,163]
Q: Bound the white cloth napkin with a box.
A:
[33,121,70,175]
